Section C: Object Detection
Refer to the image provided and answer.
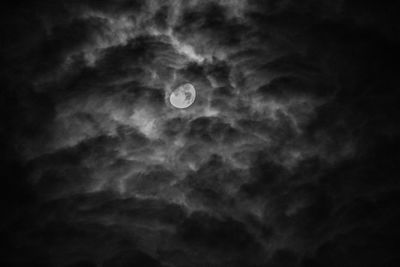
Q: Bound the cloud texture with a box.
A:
[1,0,400,266]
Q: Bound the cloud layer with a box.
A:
[1,0,400,266]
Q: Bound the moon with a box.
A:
[169,83,196,109]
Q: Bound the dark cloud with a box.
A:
[1,0,399,266]
[178,211,261,253]
[176,2,249,47]
[103,250,163,267]
[186,116,240,144]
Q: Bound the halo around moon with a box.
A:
[169,83,196,109]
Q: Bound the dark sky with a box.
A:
[1,1,400,266]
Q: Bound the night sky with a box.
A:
[1,1,400,266]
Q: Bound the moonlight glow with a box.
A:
[169,83,196,109]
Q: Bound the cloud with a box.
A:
[1,0,399,266]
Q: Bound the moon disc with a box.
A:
[169,83,196,109]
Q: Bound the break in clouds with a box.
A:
[1,0,400,266]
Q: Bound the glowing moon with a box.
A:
[169,83,196,109]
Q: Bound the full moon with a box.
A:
[169,83,196,109]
